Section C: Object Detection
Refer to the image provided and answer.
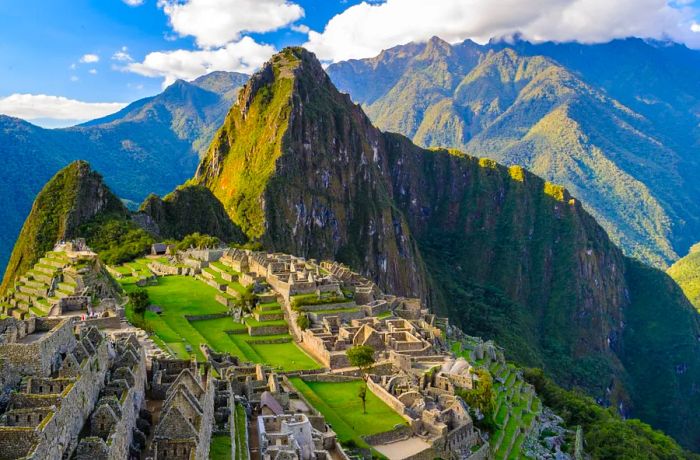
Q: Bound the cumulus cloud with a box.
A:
[79,53,100,63]
[123,0,144,5]
[158,0,304,48]
[692,22,700,33]
[0,94,126,122]
[291,24,310,34]
[305,0,700,62]
[126,36,275,87]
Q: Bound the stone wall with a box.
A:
[26,338,110,459]
[248,325,289,336]
[0,318,75,378]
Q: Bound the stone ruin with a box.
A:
[0,316,146,460]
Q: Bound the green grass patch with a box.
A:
[289,378,406,448]
[234,404,247,460]
[209,434,232,460]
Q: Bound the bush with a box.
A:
[296,314,310,330]
[128,288,150,315]
[176,232,220,250]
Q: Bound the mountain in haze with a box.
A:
[0,71,248,274]
[194,47,700,450]
[327,37,700,270]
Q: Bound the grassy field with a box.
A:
[289,378,406,448]
[121,273,320,370]
[234,404,247,460]
[209,434,232,460]
[190,317,320,370]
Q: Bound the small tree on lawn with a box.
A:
[347,345,375,414]
[128,288,149,316]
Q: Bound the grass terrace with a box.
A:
[119,272,321,370]
[210,434,232,460]
[289,378,407,449]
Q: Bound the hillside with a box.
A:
[327,37,700,269]
[0,71,247,273]
[668,243,700,311]
[0,160,127,293]
[195,47,700,450]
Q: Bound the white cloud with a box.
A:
[158,0,304,47]
[123,0,144,5]
[0,94,126,122]
[692,21,700,32]
[79,53,100,63]
[89,69,98,75]
[70,76,79,82]
[112,46,134,62]
[126,36,275,87]
[291,24,310,34]
[305,0,700,62]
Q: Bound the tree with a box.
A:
[458,368,496,417]
[347,345,376,414]
[358,385,368,415]
[296,314,310,330]
[128,288,150,316]
[233,285,256,314]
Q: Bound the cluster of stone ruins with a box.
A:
[0,241,504,459]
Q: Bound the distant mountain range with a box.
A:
[327,37,700,269]
[0,70,248,273]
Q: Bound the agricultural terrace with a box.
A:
[118,261,320,371]
[289,378,407,449]
[452,342,541,459]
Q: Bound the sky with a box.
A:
[1,0,699,127]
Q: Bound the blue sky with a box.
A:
[1,0,699,127]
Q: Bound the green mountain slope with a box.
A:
[668,243,700,311]
[0,160,127,292]
[327,38,700,269]
[0,71,248,273]
[196,47,700,450]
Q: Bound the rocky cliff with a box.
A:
[195,48,700,450]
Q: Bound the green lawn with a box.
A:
[124,276,228,360]
[121,274,321,370]
[190,317,320,371]
[234,404,247,460]
[289,378,406,448]
[210,434,232,460]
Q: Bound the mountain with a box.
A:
[668,243,700,311]
[194,47,700,450]
[326,37,700,269]
[0,71,248,273]
[0,160,127,292]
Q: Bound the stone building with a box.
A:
[257,413,335,460]
[0,316,145,460]
[151,360,216,460]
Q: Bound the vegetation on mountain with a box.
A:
[0,71,247,273]
[0,160,127,293]
[138,185,246,243]
[80,217,155,265]
[195,47,700,451]
[524,368,700,460]
[668,243,700,311]
[327,37,700,269]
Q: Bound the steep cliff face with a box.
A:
[328,38,700,269]
[196,48,427,297]
[138,184,246,242]
[195,48,700,449]
[1,160,127,292]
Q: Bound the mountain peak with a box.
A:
[1,160,126,292]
